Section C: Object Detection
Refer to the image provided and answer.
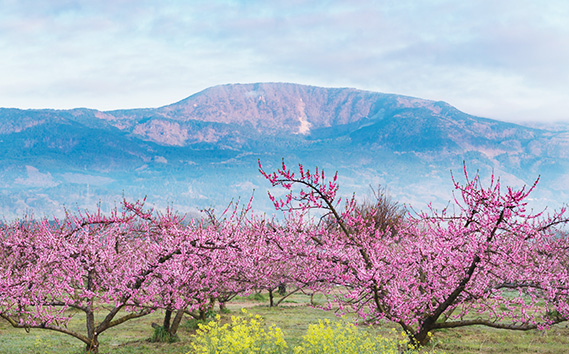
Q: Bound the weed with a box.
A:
[190,309,288,353]
[148,326,179,343]
[220,307,232,314]
[183,318,208,331]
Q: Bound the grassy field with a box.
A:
[0,292,568,353]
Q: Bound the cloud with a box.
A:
[61,173,114,185]
[0,0,567,122]
[232,181,258,192]
[181,185,207,199]
[14,166,59,188]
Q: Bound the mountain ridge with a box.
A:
[0,82,567,219]
[2,82,556,152]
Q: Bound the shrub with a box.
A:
[190,309,288,353]
[148,325,179,343]
[184,318,209,331]
[294,319,433,354]
[190,311,442,354]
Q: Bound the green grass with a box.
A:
[0,292,568,353]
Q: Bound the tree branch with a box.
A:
[1,313,90,345]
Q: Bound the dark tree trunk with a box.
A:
[85,301,99,353]
[268,288,274,307]
[84,336,99,354]
[169,310,185,336]
[410,329,431,347]
[162,309,172,332]
[85,326,99,352]
[278,283,287,296]
[199,308,207,321]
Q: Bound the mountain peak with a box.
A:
[0,82,567,220]
[157,83,398,132]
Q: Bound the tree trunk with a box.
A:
[199,308,207,321]
[85,335,100,354]
[85,304,99,353]
[410,327,432,347]
[268,288,274,307]
[278,283,287,296]
[169,310,185,336]
[162,309,172,332]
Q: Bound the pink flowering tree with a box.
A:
[134,208,219,339]
[228,216,318,307]
[197,201,311,309]
[0,200,188,353]
[260,160,569,346]
[148,198,284,334]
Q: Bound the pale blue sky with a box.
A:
[1,0,568,122]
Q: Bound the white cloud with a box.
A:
[61,173,114,185]
[14,166,59,188]
[154,156,168,164]
[181,185,207,199]
[0,0,567,122]
[232,181,258,192]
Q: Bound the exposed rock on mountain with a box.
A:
[0,83,567,219]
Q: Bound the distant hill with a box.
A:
[1,83,567,219]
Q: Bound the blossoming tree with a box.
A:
[260,160,569,346]
[0,201,162,353]
[0,200,232,353]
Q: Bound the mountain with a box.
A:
[1,83,568,219]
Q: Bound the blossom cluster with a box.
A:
[1,161,568,351]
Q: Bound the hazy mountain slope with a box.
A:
[0,83,567,219]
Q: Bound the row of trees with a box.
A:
[260,161,569,345]
[0,198,292,353]
[1,161,568,352]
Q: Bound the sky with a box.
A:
[1,0,568,123]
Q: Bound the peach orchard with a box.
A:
[1,162,568,353]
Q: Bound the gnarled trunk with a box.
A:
[268,288,274,307]
[169,310,184,336]
[162,309,172,332]
[85,308,99,353]
[278,283,287,296]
